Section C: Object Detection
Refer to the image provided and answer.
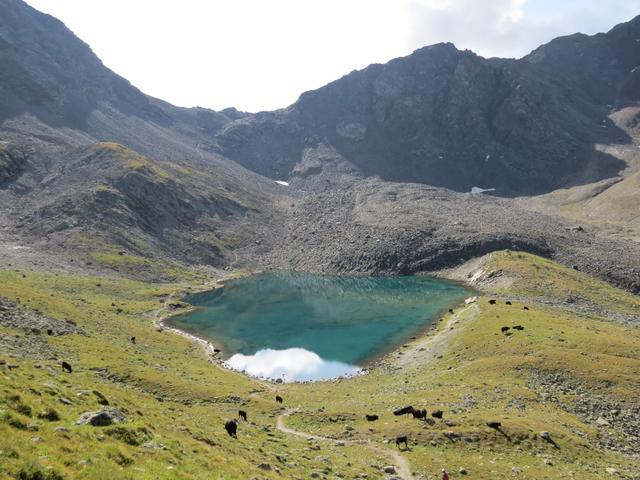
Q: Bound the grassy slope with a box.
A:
[1,251,639,479]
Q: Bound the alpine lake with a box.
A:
[168,272,471,382]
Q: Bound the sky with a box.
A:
[24,0,640,112]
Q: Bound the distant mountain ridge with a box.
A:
[2,0,639,195]
[212,16,640,195]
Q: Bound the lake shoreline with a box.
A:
[157,271,474,383]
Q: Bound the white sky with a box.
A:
[24,0,640,112]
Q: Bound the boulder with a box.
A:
[76,408,126,426]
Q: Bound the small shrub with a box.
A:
[16,462,64,480]
[105,426,151,446]
[6,394,33,417]
[37,408,60,421]
[4,413,29,430]
[92,390,109,406]
[15,403,33,417]
[108,450,133,467]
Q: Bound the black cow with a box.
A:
[393,406,415,416]
[489,299,497,305]
[224,420,237,438]
[487,421,502,430]
[448,309,454,314]
[412,409,427,419]
[130,336,136,345]
[395,435,408,449]
[523,306,529,310]
[431,410,443,419]
[61,361,73,373]
[513,325,525,331]
[238,410,247,421]
[47,329,54,336]
[505,301,512,305]
[365,414,379,421]
[275,395,284,404]
[501,326,510,334]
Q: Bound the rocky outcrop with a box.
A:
[76,408,126,427]
[0,144,26,185]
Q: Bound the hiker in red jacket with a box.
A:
[442,468,450,480]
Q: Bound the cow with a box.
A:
[130,336,136,345]
[431,410,443,419]
[489,299,497,305]
[393,406,415,416]
[523,306,529,310]
[275,395,284,404]
[238,410,247,421]
[224,420,237,438]
[513,325,525,331]
[501,326,510,334]
[61,361,73,373]
[365,414,379,422]
[505,301,512,305]
[412,409,427,419]
[47,329,53,336]
[487,421,502,430]
[448,309,454,314]
[395,435,408,450]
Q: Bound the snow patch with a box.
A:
[471,187,496,194]
[274,180,289,186]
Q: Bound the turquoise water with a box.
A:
[169,272,470,381]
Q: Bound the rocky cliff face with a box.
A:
[213,19,640,196]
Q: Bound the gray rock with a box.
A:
[76,408,125,427]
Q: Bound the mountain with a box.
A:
[1,0,640,293]
[212,18,640,196]
[0,0,283,273]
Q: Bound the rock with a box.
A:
[383,466,396,474]
[257,463,271,471]
[459,467,468,475]
[540,431,551,441]
[142,441,165,449]
[596,417,610,426]
[605,468,619,475]
[76,408,125,426]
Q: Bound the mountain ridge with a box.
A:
[1,0,640,295]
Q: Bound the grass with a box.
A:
[92,142,170,181]
[1,251,639,478]
[481,251,640,315]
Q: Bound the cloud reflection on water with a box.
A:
[224,347,361,382]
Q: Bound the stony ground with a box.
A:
[258,179,640,295]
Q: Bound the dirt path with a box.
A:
[276,409,412,479]
[392,302,480,370]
